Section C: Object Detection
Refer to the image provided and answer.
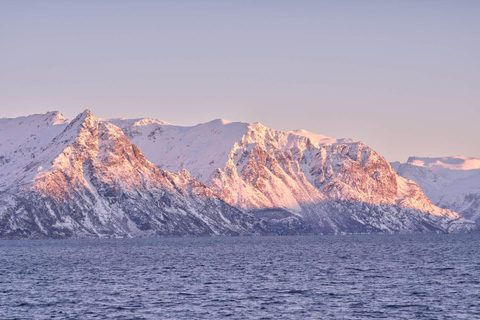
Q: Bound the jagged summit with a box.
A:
[69,109,96,127]
[78,108,92,118]
[49,111,68,125]
[111,113,462,220]
[0,109,258,238]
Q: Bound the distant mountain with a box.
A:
[0,111,474,239]
[392,156,480,223]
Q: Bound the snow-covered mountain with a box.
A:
[0,111,475,238]
[0,111,259,238]
[392,156,480,223]
[109,114,473,234]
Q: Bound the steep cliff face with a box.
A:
[393,156,480,223]
[0,111,259,238]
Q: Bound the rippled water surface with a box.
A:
[1,234,479,319]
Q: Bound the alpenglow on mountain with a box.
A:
[0,110,475,238]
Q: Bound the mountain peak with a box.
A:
[80,108,93,118]
[203,118,233,126]
[45,111,68,125]
[71,109,96,124]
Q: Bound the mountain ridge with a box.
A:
[0,110,475,238]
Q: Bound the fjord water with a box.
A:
[1,235,479,320]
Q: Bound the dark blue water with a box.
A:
[0,234,479,319]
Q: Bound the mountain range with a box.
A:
[0,110,476,239]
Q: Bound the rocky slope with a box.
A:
[0,111,475,238]
[0,111,260,238]
[392,157,480,223]
[109,116,474,234]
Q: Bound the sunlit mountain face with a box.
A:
[0,110,475,239]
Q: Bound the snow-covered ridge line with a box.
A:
[105,111,459,217]
[392,156,480,223]
[104,116,357,184]
[407,156,480,171]
[0,110,476,238]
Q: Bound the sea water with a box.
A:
[1,234,479,319]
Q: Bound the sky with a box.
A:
[1,0,479,162]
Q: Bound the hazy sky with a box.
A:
[1,1,479,161]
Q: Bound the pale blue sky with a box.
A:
[1,0,479,161]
